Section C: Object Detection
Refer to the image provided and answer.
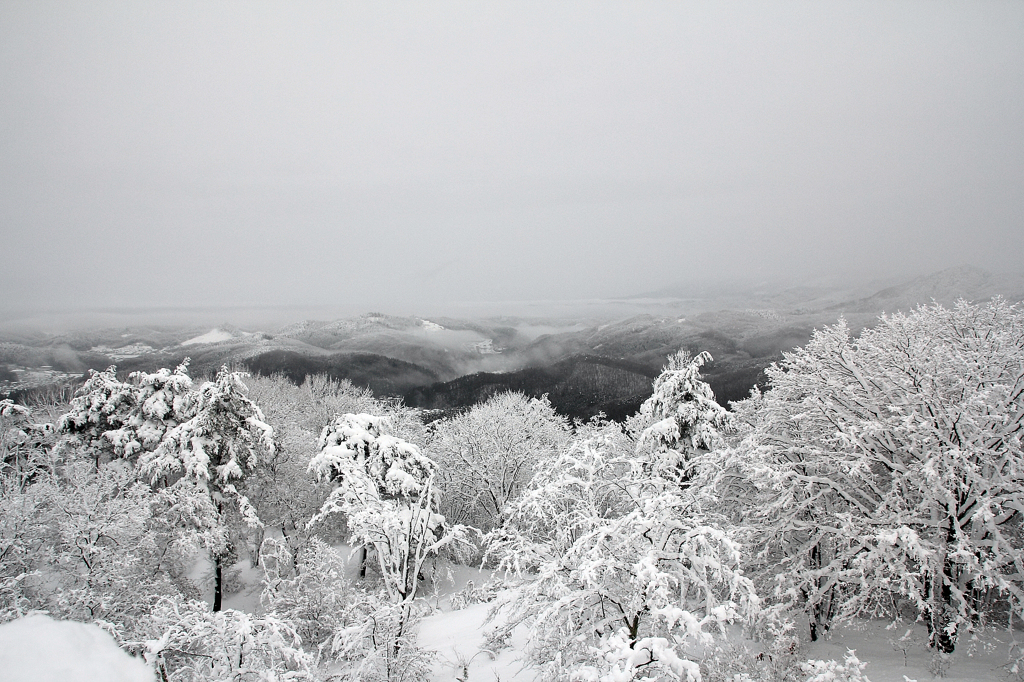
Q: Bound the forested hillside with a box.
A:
[6,267,1020,423]
[3,299,1024,681]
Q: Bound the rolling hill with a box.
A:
[4,265,1022,420]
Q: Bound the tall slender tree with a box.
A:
[139,366,275,611]
[309,413,470,658]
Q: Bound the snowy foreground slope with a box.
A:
[416,597,1017,682]
[419,600,535,682]
[0,548,1020,681]
[234,548,1018,682]
[0,615,152,682]
[800,623,1017,682]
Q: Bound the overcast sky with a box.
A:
[2,1,1022,317]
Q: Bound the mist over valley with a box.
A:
[5,265,1020,422]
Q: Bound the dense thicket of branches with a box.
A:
[726,299,1024,653]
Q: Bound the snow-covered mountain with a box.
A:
[4,266,1023,412]
[826,265,1024,314]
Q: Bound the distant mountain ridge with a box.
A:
[405,354,660,421]
[826,265,1024,315]
[4,265,1024,415]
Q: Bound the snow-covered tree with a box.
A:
[1,399,57,480]
[0,469,48,621]
[258,536,433,681]
[632,350,732,484]
[301,374,421,442]
[58,366,136,466]
[0,457,194,645]
[729,299,1024,652]
[108,363,197,459]
[136,598,314,681]
[259,536,353,650]
[0,399,30,420]
[486,352,757,681]
[58,362,197,465]
[487,436,758,681]
[309,413,470,655]
[38,462,184,632]
[428,391,570,532]
[139,366,276,611]
[239,374,389,567]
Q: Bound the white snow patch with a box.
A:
[90,344,156,360]
[0,614,153,682]
[803,622,1011,682]
[468,339,501,354]
[179,549,1019,682]
[419,596,536,682]
[181,328,234,346]
[421,319,446,332]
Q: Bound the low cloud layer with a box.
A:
[2,1,1022,316]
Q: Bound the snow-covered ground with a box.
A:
[0,614,152,682]
[208,549,1023,682]
[418,604,1019,682]
[802,622,1018,682]
[5,551,1022,681]
[420,600,536,682]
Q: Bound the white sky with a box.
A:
[2,1,1022,316]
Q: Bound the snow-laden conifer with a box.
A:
[1,399,57,478]
[111,362,197,459]
[58,366,136,463]
[58,362,197,463]
[634,350,732,484]
[139,366,275,611]
[486,352,757,681]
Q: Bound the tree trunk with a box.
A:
[931,582,957,654]
[359,545,368,579]
[809,583,835,642]
[626,614,641,647]
[807,541,835,642]
[250,527,264,568]
[929,558,958,653]
[929,519,959,654]
[389,600,411,679]
[213,555,223,612]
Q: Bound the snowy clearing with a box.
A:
[417,599,1021,682]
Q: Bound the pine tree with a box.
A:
[58,362,196,465]
[633,350,732,484]
[139,366,275,611]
